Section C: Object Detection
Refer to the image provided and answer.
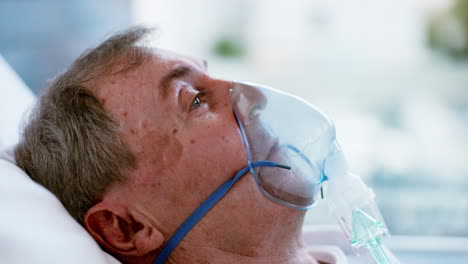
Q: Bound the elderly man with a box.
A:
[15,26,395,264]
[14,26,319,264]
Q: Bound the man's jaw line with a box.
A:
[170,235,313,264]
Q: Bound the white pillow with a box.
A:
[0,148,120,264]
[0,55,120,264]
[0,55,35,148]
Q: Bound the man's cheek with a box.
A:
[138,131,184,173]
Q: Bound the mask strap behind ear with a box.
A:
[153,161,290,264]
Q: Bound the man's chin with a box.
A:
[229,168,307,221]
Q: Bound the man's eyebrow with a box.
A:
[159,66,192,98]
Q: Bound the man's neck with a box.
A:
[165,228,318,264]
[119,214,319,264]
[118,242,317,264]
[159,198,317,263]
[169,244,317,264]
[168,237,317,264]
[126,186,317,264]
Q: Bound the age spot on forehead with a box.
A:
[123,112,128,117]
[172,128,178,134]
[101,98,106,105]
[190,139,196,144]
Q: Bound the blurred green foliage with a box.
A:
[213,35,245,58]
[428,0,468,59]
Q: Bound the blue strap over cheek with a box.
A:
[153,160,290,264]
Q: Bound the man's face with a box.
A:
[95,49,304,246]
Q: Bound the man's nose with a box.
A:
[230,82,267,123]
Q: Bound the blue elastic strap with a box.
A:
[153,160,289,264]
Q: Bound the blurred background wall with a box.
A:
[0,0,132,93]
[1,0,467,237]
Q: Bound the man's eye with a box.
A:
[189,89,208,112]
[191,96,202,109]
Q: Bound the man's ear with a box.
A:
[84,202,165,257]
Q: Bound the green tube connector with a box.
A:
[351,209,392,264]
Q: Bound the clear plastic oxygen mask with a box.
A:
[230,82,399,264]
[153,81,399,264]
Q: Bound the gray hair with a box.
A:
[14,26,154,226]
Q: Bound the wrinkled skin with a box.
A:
[84,49,316,264]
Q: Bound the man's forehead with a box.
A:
[94,48,206,110]
[150,48,206,71]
